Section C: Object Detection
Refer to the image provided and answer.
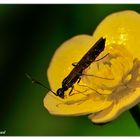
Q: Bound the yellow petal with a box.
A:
[93,10,140,59]
[89,88,140,123]
[44,92,112,116]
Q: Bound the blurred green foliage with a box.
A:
[0,4,140,136]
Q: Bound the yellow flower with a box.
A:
[44,10,140,123]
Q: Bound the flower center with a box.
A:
[63,44,140,106]
[76,43,140,102]
[82,44,133,92]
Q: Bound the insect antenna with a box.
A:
[25,73,57,96]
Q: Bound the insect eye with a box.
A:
[56,88,64,98]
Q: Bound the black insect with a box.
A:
[56,37,106,98]
[26,37,107,99]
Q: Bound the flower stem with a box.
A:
[129,105,140,129]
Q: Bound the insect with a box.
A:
[56,37,107,98]
[26,37,107,99]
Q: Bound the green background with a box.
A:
[1,4,140,136]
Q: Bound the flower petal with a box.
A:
[88,88,140,123]
[89,58,140,123]
[44,92,112,116]
[93,10,140,59]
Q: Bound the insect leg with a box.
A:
[69,85,74,96]
[77,77,81,83]
[68,84,87,96]
[82,73,114,80]
[76,71,83,83]
[94,53,109,62]
[77,83,102,95]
